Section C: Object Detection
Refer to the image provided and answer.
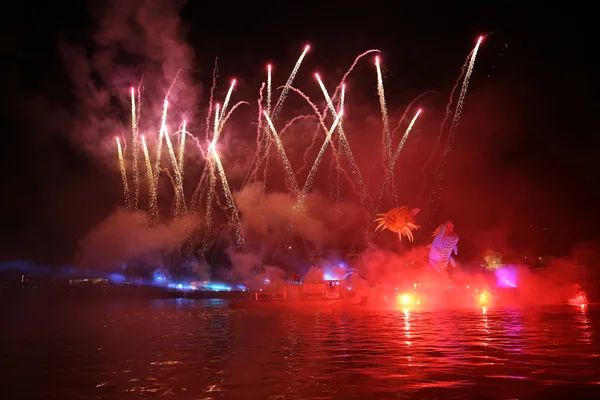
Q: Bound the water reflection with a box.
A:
[1,301,599,399]
[577,304,593,345]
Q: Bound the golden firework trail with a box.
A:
[334,84,345,208]
[279,110,343,252]
[373,109,423,213]
[271,44,310,120]
[328,49,380,112]
[130,87,140,210]
[375,56,400,205]
[375,56,391,162]
[298,110,343,205]
[203,161,216,246]
[260,45,311,214]
[211,148,245,250]
[153,99,169,189]
[140,135,157,220]
[444,36,483,156]
[267,64,272,116]
[315,73,371,211]
[263,111,300,194]
[211,103,220,147]
[219,79,236,129]
[116,137,131,210]
[163,129,185,217]
[240,81,266,190]
[426,36,485,215]
[202,103,221,242]
[178,120,186,180]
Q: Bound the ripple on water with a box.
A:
[1,300,599,399]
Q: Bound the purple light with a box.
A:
[495,266,518,288]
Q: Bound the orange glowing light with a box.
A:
[398,294,412,305]
[478,290,491,306]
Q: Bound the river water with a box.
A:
[1,299,599,399]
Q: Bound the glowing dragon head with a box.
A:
[374,206,421,242]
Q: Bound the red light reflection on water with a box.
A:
[3,300,600,399]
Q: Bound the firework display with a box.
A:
[113,40,483,247]
[107,37,590,309]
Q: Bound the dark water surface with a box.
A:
[1,299,599,399]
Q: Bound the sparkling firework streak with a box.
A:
[280,87,333,178]
[328,49,380,111]
[281,112,343,245]
[334,84,345,209]
[211,148,245,250]
[211,103,220,147]
[267,64,272,116]
[297,110,343,205]
[426,36,484,215]
[315,73,372,211]
[205,58,218,141]
[240,82,265,189]
[190,160,210,213]
[375,56,391,162]
[178,120,186,179]
[375,56,399,205]
[141,135,157,220]
[201,103,221,242]
[153,99,169,187]
[263,111,301,194]
[130,87,139,210]
[163,129,185,216]
[219,79,236,129]
[443,36,483,157]
[271,44,310,120]
[116,137,131,210]
[373,109,422,214]
[260,45,310,216]
[203,161,216,249]
[220,101,249,131]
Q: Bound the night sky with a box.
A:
[0,1,597,266]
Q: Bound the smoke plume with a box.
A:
[234,181,364,248]
[60,0,199,165]
[74,208,200,270]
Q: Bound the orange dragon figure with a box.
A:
[374,206,421,242]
